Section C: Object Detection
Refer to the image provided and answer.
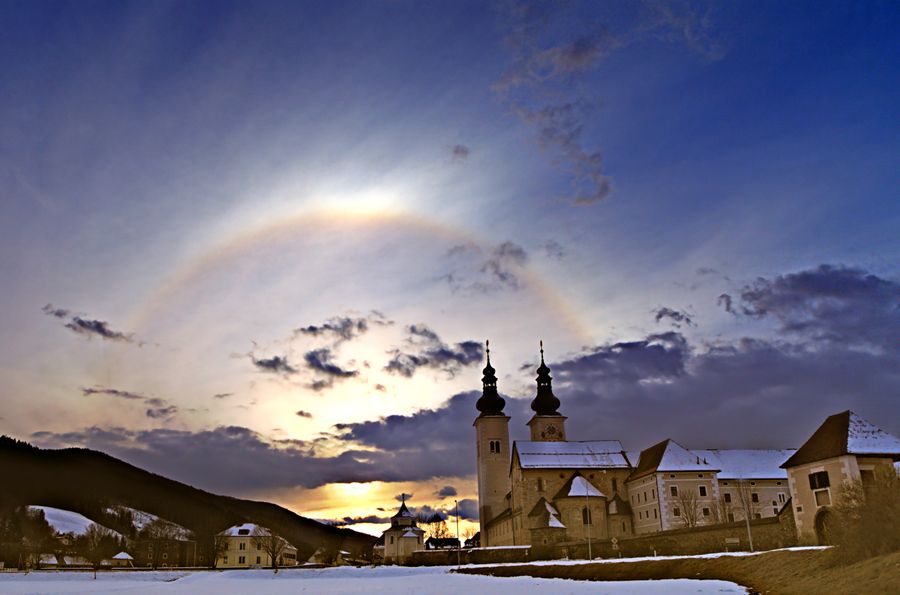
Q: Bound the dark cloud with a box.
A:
[456,498,479,521]
[327,515,390,527]
[395,493,414,502]
[718,292,735,314]
[43,304,134,343]
[296,316,371,343]
[81,386,145,400]
[451,144,471,162]
[251,355,297,375]
[436,485,457,499]
[722,265,899,351]
[296,410,313,419]
[653,306,696,328]
[543,240,565,260]
[304,348,358,378]
[444,241,529,293]
[146,405,178,420]
[212,393,233,399]
[385,325,483,378]
[374,384,387,392]
[82,386,178,422]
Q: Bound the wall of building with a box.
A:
[217,537,297,568]
[474,414,510,543]
[627,474,662,534]
[718,478,789,522]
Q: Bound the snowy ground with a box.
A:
[0,565,746,594]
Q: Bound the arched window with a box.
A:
[582,507,592,525]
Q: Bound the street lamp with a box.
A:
[455,499,461,568]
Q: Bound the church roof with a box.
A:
[515,440,630,469]
[527,497,566,529]
[552,472,606,500]
[530,342,561,415]
[392,500,415,519]
[693,448,795,480]
[628,439,719,481]
[781,411,900,468]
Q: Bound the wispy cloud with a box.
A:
[251,355,298,375]
[43,304,134,343]
[653,306,696,328]
[443,241,529,293]
[385,325,483,378]
[81,386,178,421]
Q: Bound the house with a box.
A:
[103,551,134,567]
[464,531,480,548]
[781,411,900,544]
[216,523,298,568]
[380,498,425,564]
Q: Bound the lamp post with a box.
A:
[455,499,461,568]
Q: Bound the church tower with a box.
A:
[473,341,510,542]
[527,342,567,441]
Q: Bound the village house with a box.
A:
[781,410,900,544]
[216,523,298,568]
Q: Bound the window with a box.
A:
[776,481,782,485]
[723,492,732,503]
[238,529,249,536]
[390,536,394,544]
[643,491,647,502]
[773,507,779,515]
[778,493,786,503]
[653,509,657,519]
[537,478,544,491]
[162,553,168,560]
[489,440,501,454]
[239,542,246,550]
[754,513,761,519]
[808,471,830,490]
[673,507,681,517]
[703,507,710,517]
[612,478,617,492]
[670,486,678,497]
[622,521,626,532]
[652,489,656,500]
[238,556,245,564]
[751,493,759,503]
[256,556,261,564]
[582,507,592,525]
[670,474,675,478]
[223,557,228,564]
[815,490,831,506]
[699,486,707,497]
[727,512,735,523]
[750,481,756,486]
[698,474,704,478]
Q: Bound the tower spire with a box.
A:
[475,339,505,415]
[530,341,560,415]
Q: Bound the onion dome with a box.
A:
[530,341,561,415]
[475,340,506,415]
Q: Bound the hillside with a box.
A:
[0,436,374,561]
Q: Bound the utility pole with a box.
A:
[455,499,461,568]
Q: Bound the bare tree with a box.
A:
[82,524,115,579]
[733,479,758,551]
[142,519,179,569]
[192,520,230,568]
[251,526,287,573]
[425,514,450,540]
[675,489,700,528]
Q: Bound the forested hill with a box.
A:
[0,436,375,560]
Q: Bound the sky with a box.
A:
[1,0,898,538]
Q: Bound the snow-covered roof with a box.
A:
[221,523,268,537]
[39,554,57,565]
[28,506,121,538]
[568,475,605,497]
[112,552,134,560]
[783,411,900,468]
[547,514,565,528]
[516,440,630,469]
[847,413,900,454]
[693,449,795,480]
[401,530,420,538]
[629,439,718,480]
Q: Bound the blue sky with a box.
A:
[1,1,898,534]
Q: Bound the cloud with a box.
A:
[451,144,471,162]
[385,325,484,378]
[443,241,529,293]
[251,355,298,375]
[543,240,565,260]
[296,316,374,343]
[304,348,358,378]
[82,386,178,422]
[494,1,725,206]
[395,493,414,502]
[436,485,457,499]
[327,515,390,527]
[43,304,134,343]
[81,386,145,400]
[720,264,899,351]
[653,306,695,328]
[212,393,233,399]
[296,410,313,419]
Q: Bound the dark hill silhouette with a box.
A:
[0,436,375,561]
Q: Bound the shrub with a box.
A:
[828,467,900,562]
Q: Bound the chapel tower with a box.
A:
[473,341,510,541]
[527,341,567,441]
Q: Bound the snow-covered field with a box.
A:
[0,565,746,594]
[27,506,119,538]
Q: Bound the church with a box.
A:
[474,342,797,548]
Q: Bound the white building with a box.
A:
[217,523,298,568]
